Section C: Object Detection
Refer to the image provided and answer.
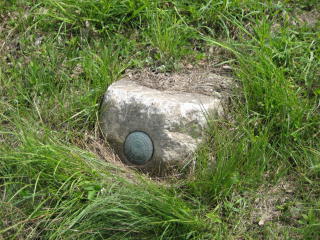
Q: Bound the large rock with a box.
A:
[100,71,232,173]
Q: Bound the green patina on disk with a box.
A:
[124,131,154,165]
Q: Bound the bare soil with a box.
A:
[251,178,297,226]
[124,68,234,97]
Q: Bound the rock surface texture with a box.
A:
[100,71,232,173]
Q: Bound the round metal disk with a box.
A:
[124,131,154,165]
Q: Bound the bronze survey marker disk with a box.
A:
[124,131,154,165]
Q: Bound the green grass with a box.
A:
[1,0,320,239]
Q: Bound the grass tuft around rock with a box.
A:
[1,0,319,239]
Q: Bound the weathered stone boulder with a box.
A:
[100,70,232,173]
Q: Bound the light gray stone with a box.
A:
[100,75,229,173]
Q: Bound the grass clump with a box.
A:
[0,123,210,239]
[1,0,320,239]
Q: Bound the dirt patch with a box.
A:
[0,11,21,60]
[250,178,297,226]
[75,132,144,183]
[295,9,320,27]
[124,69,234,97]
